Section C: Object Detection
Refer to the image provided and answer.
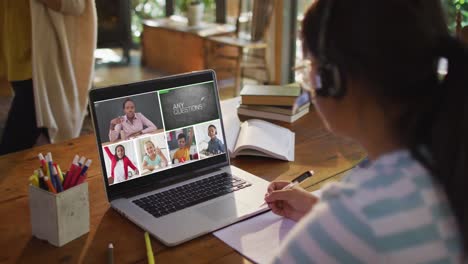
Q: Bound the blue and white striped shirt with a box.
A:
[272,150,462,263]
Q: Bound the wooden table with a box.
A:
[0,108,366,263]
[141,16,235,75]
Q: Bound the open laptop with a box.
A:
[89,70,270,246]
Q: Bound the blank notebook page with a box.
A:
[214,189,322,263]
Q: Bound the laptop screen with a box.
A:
[89,71,229,200]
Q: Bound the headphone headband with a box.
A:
[318,0,333,64]
[315,0,346,98]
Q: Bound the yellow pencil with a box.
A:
[45,161,50,178]
[56,164,64,182]
[144,232,155,264]
[29,175,39,187]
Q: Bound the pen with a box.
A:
[78,156,86,167]
[71,159,92,187]
[66,155,80,177]
[63,156,80,189]
[69,155,79,168]
[47,153,57,182]
[52,166,63,192]
[75,172,88,185]
[144,232,155,264]
[261,170,315,207]
[46,153,58,190]
[38,153,47,174]
[289,170,315,184]
[44,176,57,194]
[37,169,47,190]
[54,163,64,183]
[108,243,114,264]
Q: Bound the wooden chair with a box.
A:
[460,26,468,45]
[206,0,275,95]
[456,10,468,45]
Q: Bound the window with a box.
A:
[132,0,166,42]
[295,1,315,81]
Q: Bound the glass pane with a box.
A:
[131,0,166,43]
[295,0,316,82]
[225,0,253,34]
[441,0,468,32]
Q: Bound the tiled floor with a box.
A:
[0,48,237,140]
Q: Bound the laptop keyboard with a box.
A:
[132,173,252,218]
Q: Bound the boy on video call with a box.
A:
[173,128,193,163]
[207,124,225,155]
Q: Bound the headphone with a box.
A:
[315,0,346,98]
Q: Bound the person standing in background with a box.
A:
[0,0,96,155]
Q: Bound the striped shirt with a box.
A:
[271,150,462,263]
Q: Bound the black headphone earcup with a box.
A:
[329,65,345,97]
[316,63,346,98]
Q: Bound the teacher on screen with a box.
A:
[109,98,157,142]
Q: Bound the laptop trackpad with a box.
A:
[196,197,249,222]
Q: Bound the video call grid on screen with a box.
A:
[93,81,227,186]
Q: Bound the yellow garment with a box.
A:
[0,0,32,81]
[173,146,190,162]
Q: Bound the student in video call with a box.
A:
[142,140,168,171]
[206,125,225,155]
[264,0,467,262]
[173,128,193,163]
[108,98,158,142]
[104,145,139,184]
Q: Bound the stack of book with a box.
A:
[237,83,310,123]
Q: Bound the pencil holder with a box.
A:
[28,182,90,247]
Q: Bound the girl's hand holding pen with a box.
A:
[264,181,319,222]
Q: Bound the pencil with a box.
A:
[29,175,39,187]
[107,243,114,264]
[44,176,57,194]
[144,232,155,264]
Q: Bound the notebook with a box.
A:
[89,70,270,246]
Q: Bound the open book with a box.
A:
[221,98,295,161]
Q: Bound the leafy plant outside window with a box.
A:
[442,0,468,32]
[131,0,166,44]
[130,0,215,44]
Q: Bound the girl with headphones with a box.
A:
[264,0,467,262]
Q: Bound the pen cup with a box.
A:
[28,182,90,247]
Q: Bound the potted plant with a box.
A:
[185,0,204,26]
